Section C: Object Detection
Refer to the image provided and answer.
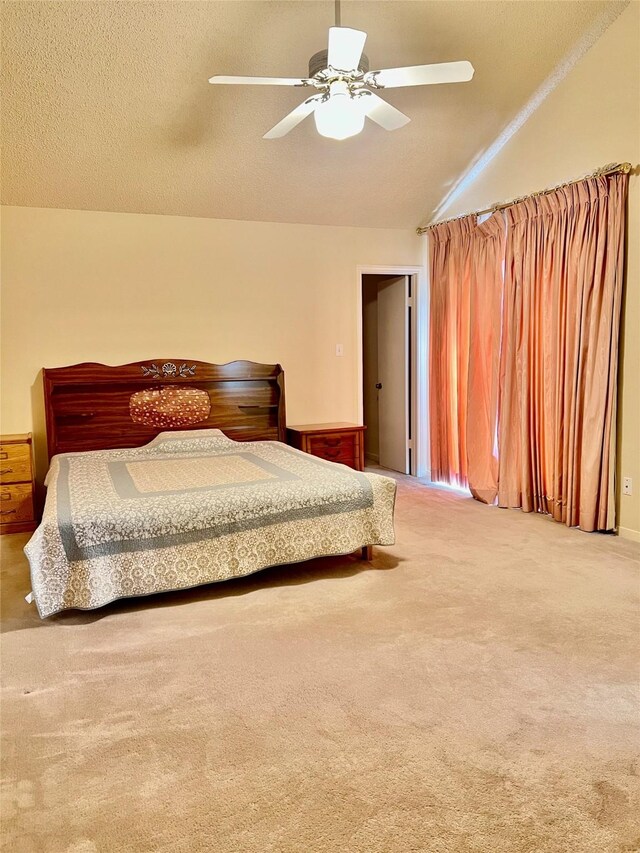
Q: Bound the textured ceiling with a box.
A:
[0,1,625,228]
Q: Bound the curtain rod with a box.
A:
[416,161,632,235]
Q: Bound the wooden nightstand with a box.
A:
[0,433,37,535]
[287,423,366,471]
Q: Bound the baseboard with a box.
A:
[618,525,640,543]
[365,453,379,464]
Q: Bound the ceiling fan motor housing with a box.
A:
[308,49,370,78]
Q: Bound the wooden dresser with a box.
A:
[287,423,366,471]
[0,433,36,535]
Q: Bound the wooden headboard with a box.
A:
[43,359,286,460]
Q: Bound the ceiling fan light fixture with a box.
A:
[209,12,475,141]
[313,81,365,140]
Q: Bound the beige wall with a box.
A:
[0,206,422,485]
[434,2,640,539]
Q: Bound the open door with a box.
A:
[377,276,410,474]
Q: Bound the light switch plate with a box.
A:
[623,476,632,496]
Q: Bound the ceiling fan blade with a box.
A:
[327,27,367,71]
[209,75,309,86]
[361,92,410,131]
[365,60,474,89]
[263,96,321,139]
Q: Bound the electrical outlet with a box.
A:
[623,476,633,496]
[335,343,344,357]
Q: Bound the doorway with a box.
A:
[361,273,415,475]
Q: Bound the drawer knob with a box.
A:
[0,468,13,475]
[0,452,7,460]
[0,509,16,516]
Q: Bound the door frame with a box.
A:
[356,264,429,478]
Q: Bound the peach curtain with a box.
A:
[429,214,505,502]
[429,217,473,489]
[497,174,628,531]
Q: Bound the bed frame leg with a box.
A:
[361,545,373,561]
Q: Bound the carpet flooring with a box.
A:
[1,473,639,853]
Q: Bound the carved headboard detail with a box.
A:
[43,359,286,460]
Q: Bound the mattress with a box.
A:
[24,430,396,617]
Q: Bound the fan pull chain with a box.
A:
[335,0,341,28]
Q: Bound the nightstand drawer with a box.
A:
[0,484,34,524]
[307,432,356,455]
[310,445,355,465]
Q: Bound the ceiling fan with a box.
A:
[208,1,474,141]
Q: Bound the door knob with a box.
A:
[375,383,382,389]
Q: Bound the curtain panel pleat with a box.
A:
[429,218,473,489]
[428,214,504,502]
[466,215,505,504]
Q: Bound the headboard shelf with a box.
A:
[238,404,278,410]
[43,359,286,460]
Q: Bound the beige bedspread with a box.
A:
[24,430,396,617]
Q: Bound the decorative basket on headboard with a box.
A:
[129,387,212,428]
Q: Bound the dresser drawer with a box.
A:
[0,484,34,524]
[0,459,32,485]
[0,443,32,484]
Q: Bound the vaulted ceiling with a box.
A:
[0,1,625,229]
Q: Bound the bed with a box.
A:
[25,359,396,617]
